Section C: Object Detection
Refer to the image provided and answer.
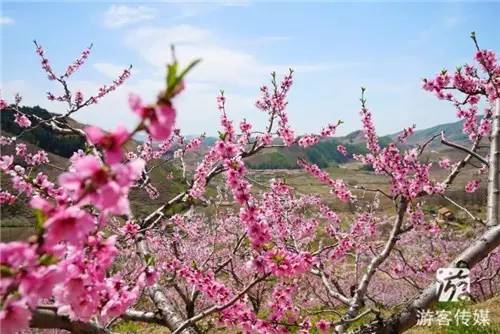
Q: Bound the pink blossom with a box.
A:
[26,150,49,166]
[120,221,140,237]
[278,126,295,146]
[298,135,319,148]
[397,124,415,143]
[0,299,31,334]
[337,144,348,156]
[316,319,330,334]
[0,155,13,171]
[0,136,15,146]
[475,49,497,74]
[0,241,37,269]
[439,158,451,169]
[59,155,144,214]
[138,266,159,286]
[408,206,425,225]
[465,179,480,193]
[239,119,252,133]
[298,159,353,202]
[0,95,7,110]
[85,125,129,164]
[89,67,131,105]
[428,224,441,235]
[129,94,176,140]
[15,143,27,157]
[184,136,203,152]
[359,104,380,155]
[20,266,63,307]
[14,113,31,128]
[74,91,84,105]
[64,46,91,78]
[44,206,95,247]
[261,133,272,145]
[0,190,16,205]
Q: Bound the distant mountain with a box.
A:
[388,119,469,147]
[2,105,475,170]
[173,119,474,170]
[245,119,475,169]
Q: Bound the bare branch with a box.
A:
[440,132,488,166]
[441,194,486,225]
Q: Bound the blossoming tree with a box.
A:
[0,33,498,334]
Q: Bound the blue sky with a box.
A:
[1,1,499,136]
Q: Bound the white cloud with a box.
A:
[119,24,366,134]
[103,5,157,28]
[93,62,139,79]
[123,24,344,89]
[124,25,271,88]
[0,16,15,25]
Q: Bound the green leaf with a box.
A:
[166,62,178,90]
[144,253,155,266]
[218,131,227,141]
[0,265,14,277]
[165,59,201,99]
[84,144,93,155]
[177,59,201,84]
[34,209,47,232]
[39,253,58,266]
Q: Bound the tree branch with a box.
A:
[30,308,112,334]
[171,274,270,334]
[440,132,488,166]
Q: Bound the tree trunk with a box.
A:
[486,98,500,226]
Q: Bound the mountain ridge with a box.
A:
[1,105,472,170]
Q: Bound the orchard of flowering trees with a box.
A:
[0,33,499,334]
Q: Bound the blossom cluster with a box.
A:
[423,46,499,140]
[0,41,186,333]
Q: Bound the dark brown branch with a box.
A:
[31,308,111,334]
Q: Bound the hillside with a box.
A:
[245,118,479,169]
[243,120,471,169]
[1,105,87,157]
[0,105,480,172]
[389,118,470,147]
[0,106,186,241]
